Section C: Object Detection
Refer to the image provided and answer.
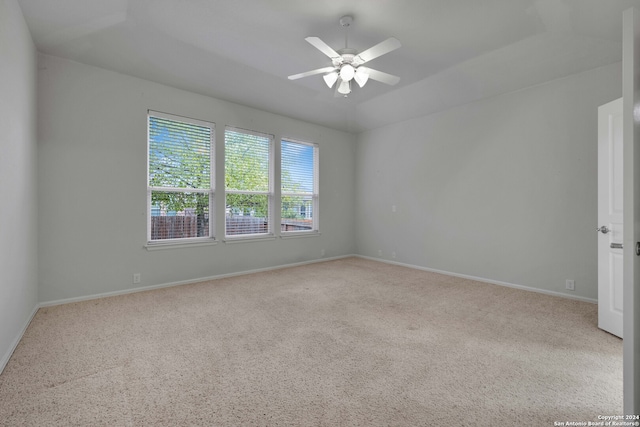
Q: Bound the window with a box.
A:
[281,139,318,233]
[147,111,214,243]
[225,127,273,237]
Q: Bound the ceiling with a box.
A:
[17,0,639,133]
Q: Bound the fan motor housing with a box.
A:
[335,49,357,67]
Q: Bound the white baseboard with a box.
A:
[38,253,597,308]
[0,304,39,375]
[355,255,598,304]
[39,255,352,307]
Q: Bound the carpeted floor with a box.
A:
[0,257,622,426]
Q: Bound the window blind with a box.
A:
[149,115,211,189]
[225,127,270,192]
[148,112,214,241]
[225,126,273,236]
[281,139,318,232]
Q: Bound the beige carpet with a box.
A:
[0,257,622,426]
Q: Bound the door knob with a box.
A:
[597,225,610,234]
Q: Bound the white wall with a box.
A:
[355,63,622,301]
[18,13,625,316]
[37,54,356,303]
[0,0,38,370]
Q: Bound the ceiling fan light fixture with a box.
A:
[354,68,369,88]
[339,64,355,82]
[323,71,339,88]
[287,16,401,97]
[337,79,351,95]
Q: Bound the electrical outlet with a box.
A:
[391,251,396,259]
[565,279,575,291]
[378,249,382,256]
[320,249,325,257]
[133,273,141,284]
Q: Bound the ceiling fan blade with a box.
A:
[353,37,401,65]
[288,66,337,80]
[305,37,342,61]
[357,67,401,85]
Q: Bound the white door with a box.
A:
[598,97,624,338]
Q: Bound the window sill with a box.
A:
[224,234,276,244]
[280,231,321,239]
[145,239,218,251]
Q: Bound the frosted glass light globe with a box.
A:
[339,64,355,82]
[354,69,369,88]
[323,72,339,88]
[337,79,351,95]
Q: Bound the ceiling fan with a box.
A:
[288,15,401,97]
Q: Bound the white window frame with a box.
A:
[280,138,319,236]
[146,110,215,246]
[224,126,274,240]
